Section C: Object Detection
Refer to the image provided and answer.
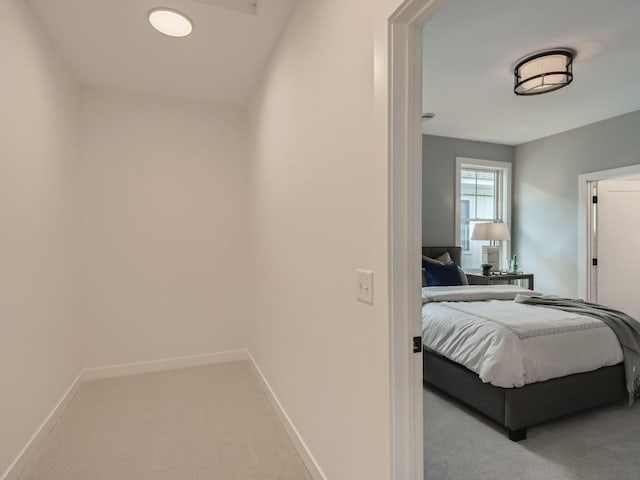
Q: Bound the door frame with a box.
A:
[578,163,640,300]
[388,0,450,478]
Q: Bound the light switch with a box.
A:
[356,270,374,304]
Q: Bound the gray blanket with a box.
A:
[515,294,640,405]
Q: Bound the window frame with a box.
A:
[455,157,512,264]
[460,199,470,251]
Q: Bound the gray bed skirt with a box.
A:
[423,347,627,441]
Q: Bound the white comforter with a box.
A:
[422,286,623,388]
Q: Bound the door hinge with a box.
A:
[592,258,598,266]
[413,337,422,353]
[592,195,598,204]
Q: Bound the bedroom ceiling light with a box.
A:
[514,49,574,96]
[148,8,193,37]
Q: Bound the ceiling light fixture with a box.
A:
[514,49,574,96]
[148,8,193,37]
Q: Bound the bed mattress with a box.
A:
[421,285,623,388]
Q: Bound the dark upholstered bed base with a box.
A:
[423,348,627,441]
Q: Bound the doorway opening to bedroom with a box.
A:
[388,0,447,478]
[417,1,640,479]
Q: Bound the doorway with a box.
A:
[593,179,640,319]
[388,0,450,478]
[582,168,640,319]
[579,164,640,304]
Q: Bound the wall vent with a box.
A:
[192,0,258,16]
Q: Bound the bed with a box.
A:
[421,246,628,441]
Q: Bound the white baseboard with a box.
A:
[2,349,247,480]
[1,370,85,480]
[3,350,324,480]
[247,351,327,480]
[83,350,248,381]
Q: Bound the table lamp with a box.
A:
[471,222,511,270]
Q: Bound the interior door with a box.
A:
[596,180,640,320]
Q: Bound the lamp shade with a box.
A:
[471,222,511,241]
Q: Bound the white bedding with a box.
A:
[422,286,623,388]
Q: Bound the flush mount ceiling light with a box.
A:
[148,8,193,37]
[514,49,574,96]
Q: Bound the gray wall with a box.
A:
[422,134,515,246]
[514,110,640,296]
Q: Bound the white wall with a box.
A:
[3,0,406,476]
[80,89,250,368]
[0,0,81,474]
[247,0,402,478]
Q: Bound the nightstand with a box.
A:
[466,272,534,290]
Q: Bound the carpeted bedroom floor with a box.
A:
[424,384,640,480]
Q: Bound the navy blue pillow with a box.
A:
[424,261,463,287]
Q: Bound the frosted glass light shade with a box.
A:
[514,49,573,95]
[471,222,511,241]
[149,8,193,37]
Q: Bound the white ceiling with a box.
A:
[422,0,640,145]
[28,0,298,107]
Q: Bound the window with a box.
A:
[455,158,511,271]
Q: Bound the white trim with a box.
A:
[1,370,85,480]
[5,349,336,480]
[246,352,327,480]
[388,1,450,479]
[454,157,513,241]
[83,350,248,381]
[455,157,512,270]
[578,163,640,299]
[3,350,248,479]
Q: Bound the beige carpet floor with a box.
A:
[19,361,311,480]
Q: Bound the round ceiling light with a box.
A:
[514,49,574,96]
[148,8,193,38]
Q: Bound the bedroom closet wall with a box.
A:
[79,88,251,369]
[3,0,416,477]
[0,0,82,474]
[246,0,410,477]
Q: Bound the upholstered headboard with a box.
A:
[422,246,462,266]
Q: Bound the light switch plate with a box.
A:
[356,270,374,304]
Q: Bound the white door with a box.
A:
[596,180,640,320]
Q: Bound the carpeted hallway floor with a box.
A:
[19,362,311,480]
[424,384,640,480]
